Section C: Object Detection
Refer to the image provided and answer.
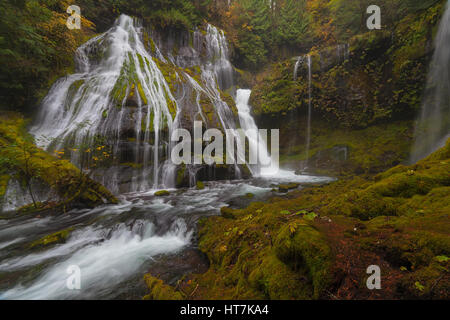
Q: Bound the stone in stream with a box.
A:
[154,190,170,197]
[278,183,300,193]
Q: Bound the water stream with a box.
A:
[0,15,334,300]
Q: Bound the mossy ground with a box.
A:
[0,112,117,214]
[144,139,449,300]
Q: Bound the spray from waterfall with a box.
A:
[411,2,450,162]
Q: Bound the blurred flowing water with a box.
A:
[411,2,450,162]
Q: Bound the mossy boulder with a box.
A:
[155,190,170,197]
[278,183,300,193]
[29,227,74,249]
[196,180,205,190]
[0,113,118,213]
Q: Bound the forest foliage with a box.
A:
[0,0,445,111]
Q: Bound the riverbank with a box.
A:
[145,139,450,300]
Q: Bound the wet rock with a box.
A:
[278,183,300,193]
[155,190,170,196]
[196,181,205,190]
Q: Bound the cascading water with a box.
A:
[304,55,312,170]
[31,15,176,192]
[293,55,313,171]
[235,89,278,176]
[0,14,335,300]
[30,16,245,193]
[411,2,450,162]
[337,43,350,63]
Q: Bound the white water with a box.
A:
[31,15,177,191]
[27,16,249,193]
[0,219,190,300]
[0,15,336,300]
[235,89,331,183]
[411,2,450,162]
[236,89,278,176]
[0,175,332,300]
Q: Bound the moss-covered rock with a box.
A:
[278,183,300,193]
[143,274,183,300]
[154,190,170,197]
[196,181,205,190]
[29,228,74,249]
[0,113,117,213]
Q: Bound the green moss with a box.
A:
[196,181,205,190]
[176,163,187,188]
[220,206,236,219]
[0,175,10,203]
[278,183,300,193]
[136,82,148,105]
[185,139,450,300]
[155,190,170,196]
[143,274,183,300]
[247,253,313,299]
[29,227,74,249]
[274,222,332,298]
[0,113,117,212]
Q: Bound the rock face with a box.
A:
[30,15,250,194]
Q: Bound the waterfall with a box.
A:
[31,15,176,192]
[30,15,244,193]
[411,3,450,162]
[304,55,312,170]
[294,56,302,81]
[235,89,278,176]
[337,43,350,63]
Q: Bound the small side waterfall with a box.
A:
[304,55,312,170]
[337,43,350,63]
[411,2,450,162]
[235,89,278,176]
